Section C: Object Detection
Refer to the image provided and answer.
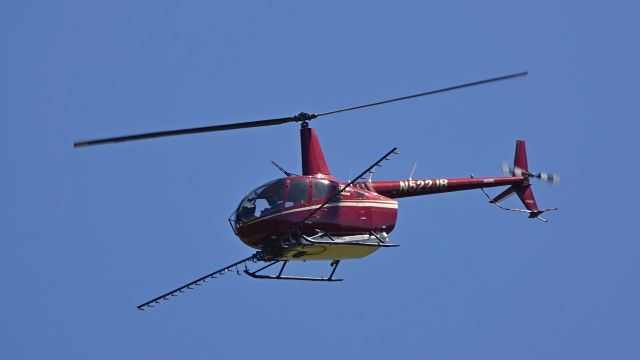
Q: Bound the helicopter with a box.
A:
[74,71,558,310]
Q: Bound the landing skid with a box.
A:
[244,259,343,282]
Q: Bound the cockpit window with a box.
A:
[312,179,338,200]
[237,179,285,223]
[285,179,308,208]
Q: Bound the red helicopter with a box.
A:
[74,71,558,310]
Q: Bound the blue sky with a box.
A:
[2,1,638,359]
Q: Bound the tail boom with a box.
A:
[369,176,526,199]
[369,140,556,221]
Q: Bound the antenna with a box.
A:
[270,161,298,177]
[409,161,417,180]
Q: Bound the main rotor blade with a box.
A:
[315,71,528,117]
[74,71,527,148]
[74,116,301,148]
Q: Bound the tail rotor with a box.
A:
[502,162,560,185]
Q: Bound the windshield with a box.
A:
[236,179,286,223]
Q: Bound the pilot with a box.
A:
[261,193,280,215]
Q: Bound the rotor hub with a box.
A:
[294,112,317,128]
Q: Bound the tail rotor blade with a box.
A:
[537,172,560,185]
[513,166,524,177]
[502,162,513,175]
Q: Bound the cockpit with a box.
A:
[237,178,286,223]
[230,177,339,231]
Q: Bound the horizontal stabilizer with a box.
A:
[490,185,517,204]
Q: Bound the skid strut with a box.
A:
[244,260,343,282]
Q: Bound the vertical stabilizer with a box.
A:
[300,127,331,176]
[513,140,540,215]
[514,139,529,173]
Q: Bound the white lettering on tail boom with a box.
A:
[398,179,448,193]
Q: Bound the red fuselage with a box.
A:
[229,127,531,259]
[231,175,526,251]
